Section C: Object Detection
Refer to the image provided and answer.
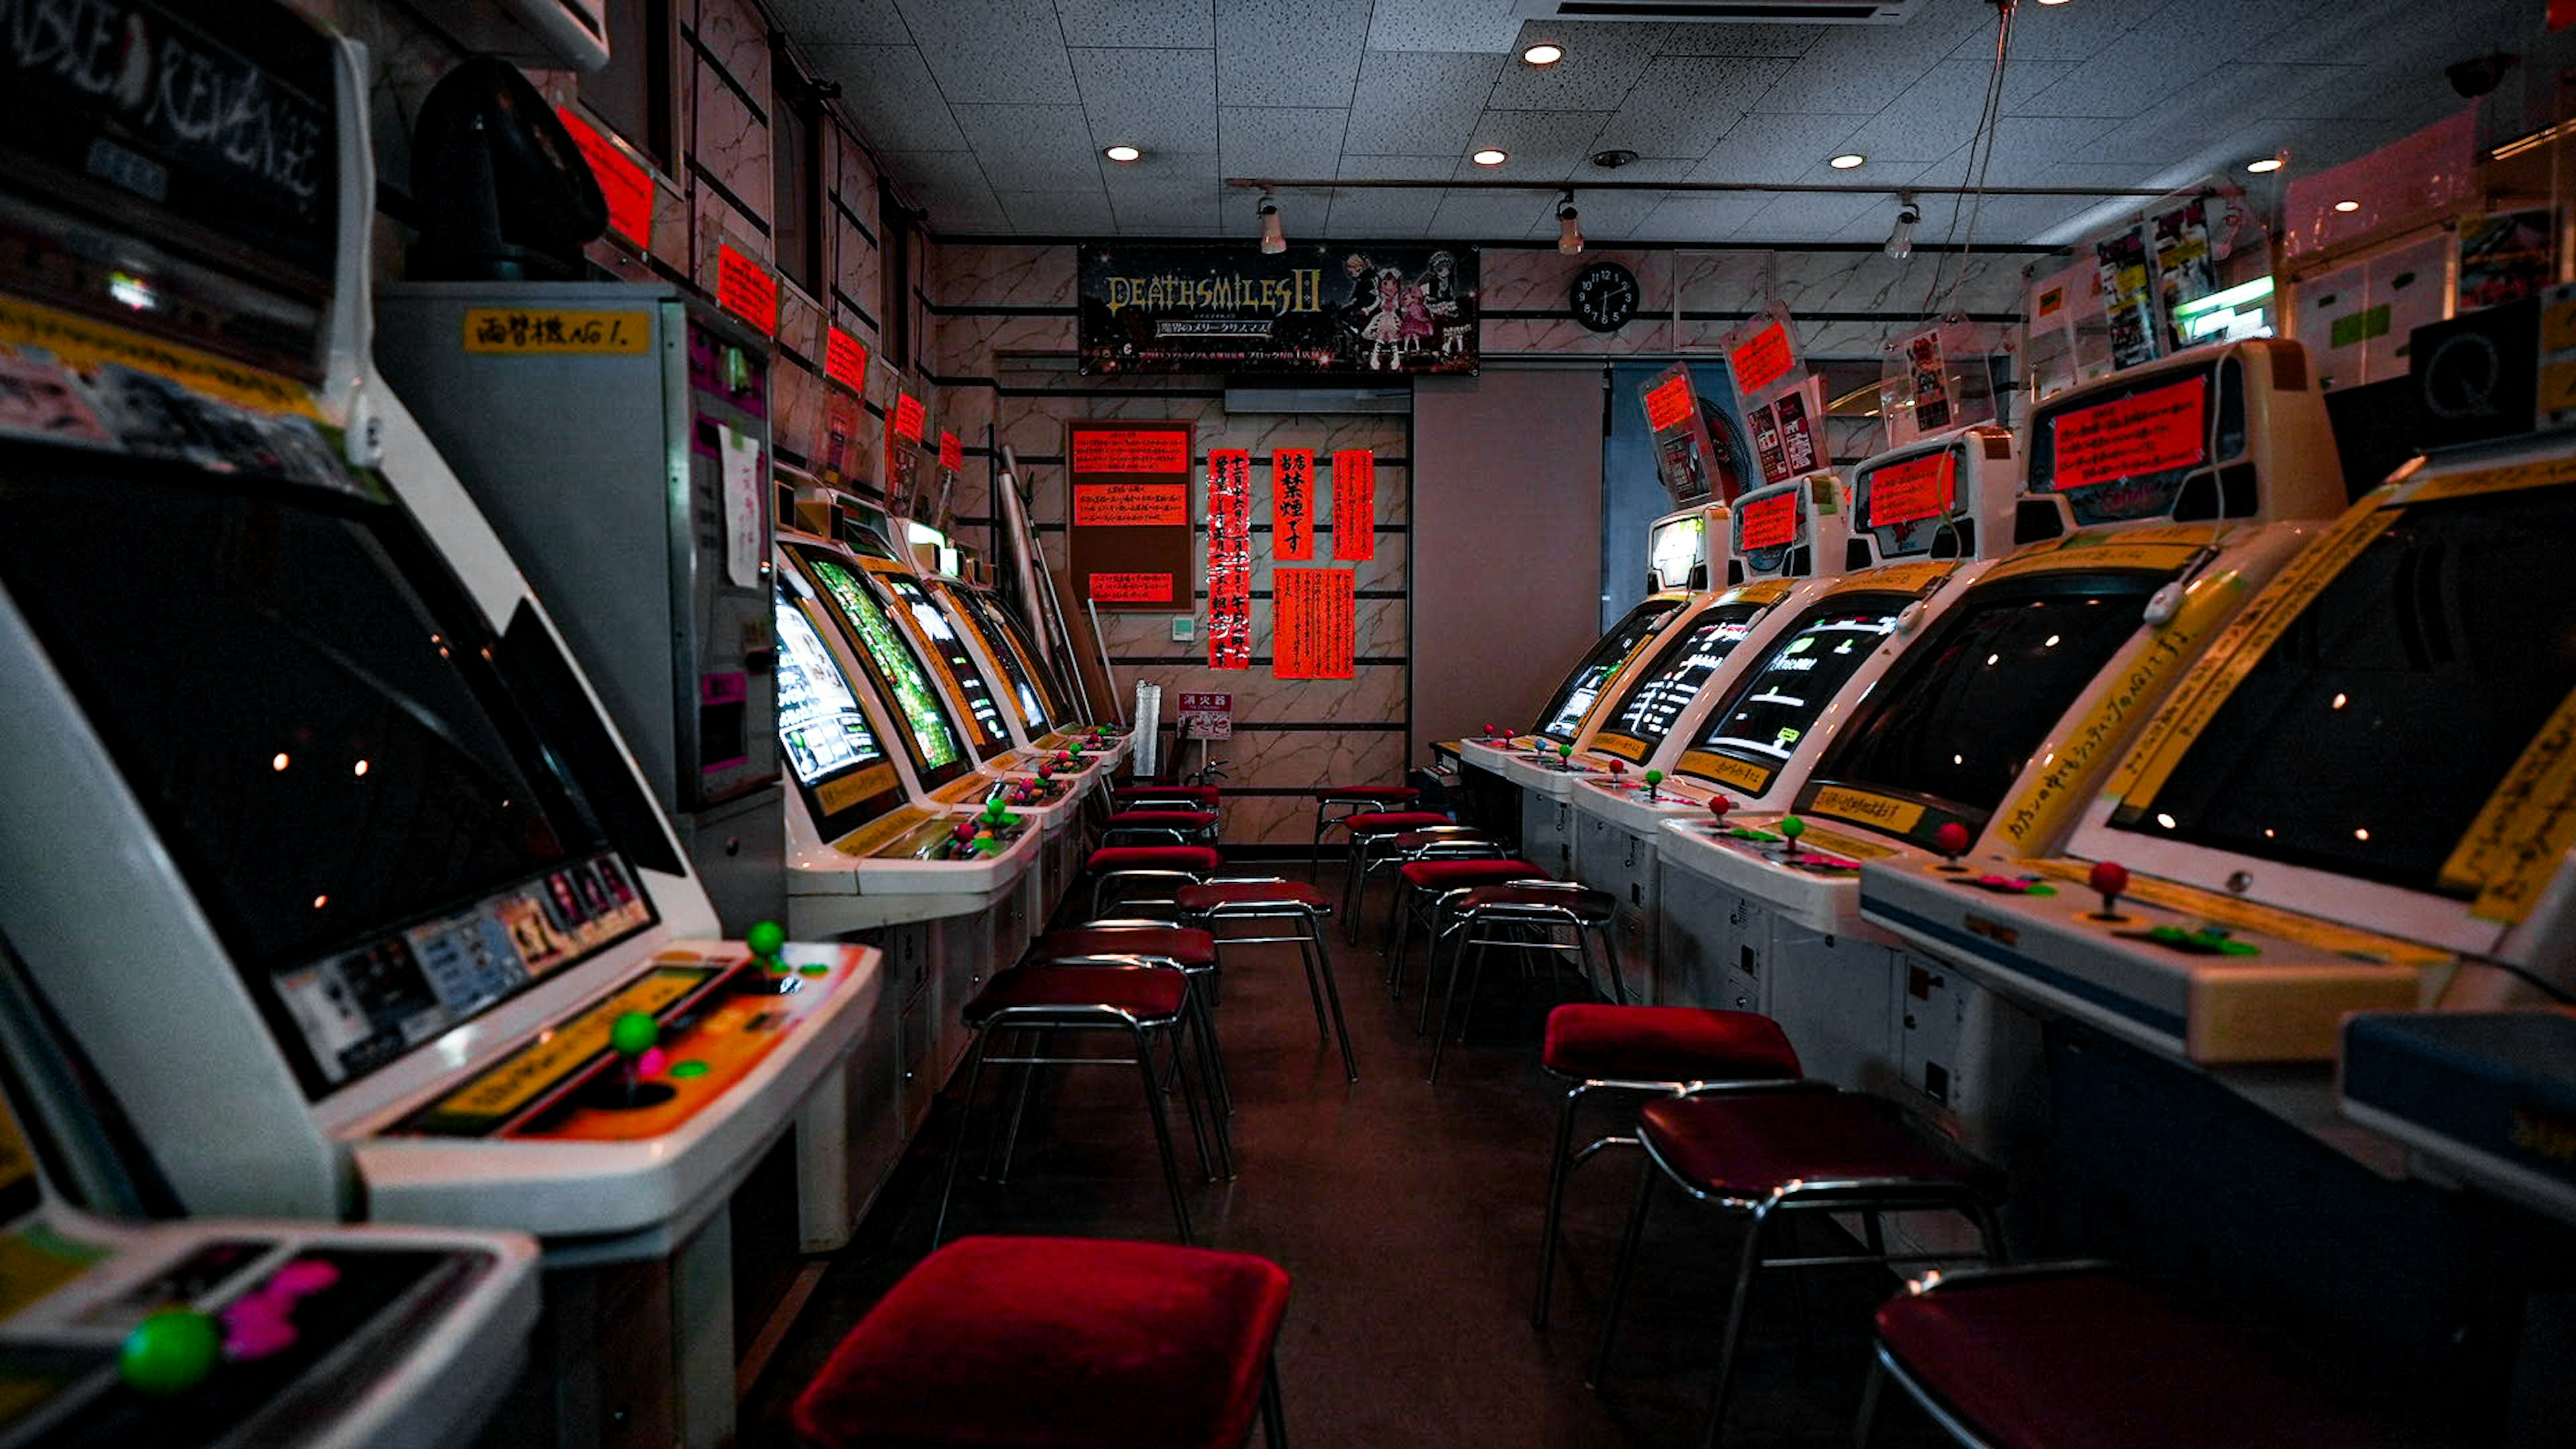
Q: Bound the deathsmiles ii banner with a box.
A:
[1079,242,1479,376]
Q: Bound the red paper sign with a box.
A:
[1867,451,1956,528]
[1073,483,1188,527]
[1072,429,1191,473]
[1644,372,1696,432]
[892,392,926,444]
[1273,448,1316,561]
[1274,568,1354,680]
[559,108,653,247]
[716,244,776,335]
[1208,450,1254,669]
[940,430,963,472]
[1330,449,1375,561]
[1088,572,1173,602]
[2051,377,2206,492]
[1730,322,1794,398]
[825,326,868,392]
[1739,490,1798,551]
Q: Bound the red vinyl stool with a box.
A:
[1337,810,1459,936]
[933,965,1214,1246]
[792,1236,1291,1449]
[1593,1089,2007,1449]
[1100,808,1222,847]
[1116,783,1221,812]
[1424,883,1619,1083]
[1176,879,1358,1083]
[1309,784,1422,873]
[1532,1006,1804,1328]
[1371,827,1504,953]
[1040,923,1236,1171]
[1086,844,1224,917]
[1383,857,1548,1000]
[1861,1265,2398,1448]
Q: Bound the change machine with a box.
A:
[375,281,784,934]
[0,13,873,1448]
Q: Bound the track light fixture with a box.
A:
[1556,191,1583,256]
[1257,186,1285,254]
[1885,192,1919,260]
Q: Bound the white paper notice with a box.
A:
[720,423,763,589]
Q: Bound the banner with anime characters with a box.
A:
[1079,241,1479,376]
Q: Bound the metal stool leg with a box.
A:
[1129,1020,1195,1244]
[1534,1081,1589,1329]
[1259,1358,1290,1448]
[987,1029,1041,1184]
[1852,1351,1888,1449]
[1428,931,1491,1083]
[1697,1202,1778,1449]
[930,1028,999,1250]
[1304,909,1359,1083]
[1587,1152,1660,1388]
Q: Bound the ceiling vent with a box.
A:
[1511,0,1919,21]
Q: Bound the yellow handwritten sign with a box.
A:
[1980,525,2217,584]
[0,295,321,417]
[462,309,652,355]
[1805,786,1924,835]
[1678,749,1775,794]
[2440,686,2576,924]
[1721,578,1796,607]
[420,967,708,1125]
[1828,560,1957,598]
[2400,452,2576,504]
[1590,733,1652,762]
[1796,820,1900,859]
[816,762,898,814]
[833,804,935,857]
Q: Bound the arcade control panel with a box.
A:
[2341,1010,2576,1226]
[1860,853,2440,1063]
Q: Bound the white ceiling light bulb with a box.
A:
[1829,153,1866,170]
[1523,42,1564,65]
[1884,193,1919,260]
[2245,154,2284,174]
[1103,144,1142,163]
[1257,188,1285,254]
[1472,148,1508,166]
[1557,192,1583,256]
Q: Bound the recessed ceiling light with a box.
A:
[1829,153,1866,170]
[2245,156,2283,173]
[1472,148,1508,166]
[1103,144,1142,162]
[1523,42,1564,65]
[2037,0,2072,6]
[2334,199,2361,212]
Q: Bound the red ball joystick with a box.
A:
[2088,860,2131,919]
[1707,795,1734,826]
[1933,821,1972,867]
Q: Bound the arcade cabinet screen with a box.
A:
[1650,516,1705,591]
[1853,445,1970,560]
[1601,604,1766,746]
[880,572,1008,749]
[1815,573,2158,824]
[944,585,1053,735]
[1534,598,1685,742]
[796,551,967,782]
[1690,596,1907,775]
[2025,360,2244,525]
[2108,485,2576,895]
[0,464,653,1097]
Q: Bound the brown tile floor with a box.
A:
[739,870,1945,1447]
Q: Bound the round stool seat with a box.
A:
[1542,1005,1802,1083]
[1043,925,1219,969]
[1640,1091,2004,1202]
[1087,845,1224,874]
[963,965,1189,1026]
[1176,880,1329,911]
[1315,785,1418,802]
[1118,784,1221,807]
[792,1235,1291,1449]
[1453,882,1615,922]
[1874,1269,2393,1448]
[1105,809,1222,830]
[1397,858,1545,890]
[1392,828,1487,850]
[1344,810,1454,833]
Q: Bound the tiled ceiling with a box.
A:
[772,0,2548,246]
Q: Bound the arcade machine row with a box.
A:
[0,13,877,1448]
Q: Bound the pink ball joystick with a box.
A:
[2088,860,2131,919]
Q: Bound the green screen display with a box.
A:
[808,557,961,769]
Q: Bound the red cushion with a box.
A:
[1042,925,1218,969]
[1638,1092,2003,1201]
[965,965,1189,1024]
[1454,883,1615,921]
[1104,809,1220,830]
[792,1235,1291,1449]
[1393,829,1488,849]
[1313,785,1419,802]
[1117,785,1220,807]
[1542,1005,1803,1083]
[1087,845,1224,874]
[1344,810,1456,832]
[1397,859,1545,889]
[1175,880,1329,910]
[1874,1271,2392,1449]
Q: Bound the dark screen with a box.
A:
[1817,574,2157,818]
[1534,598,1683,741]
[1692,596,1905,772]
[2112,487,2576,893]
[1601,602,1766,745]
[943,584,1053,735]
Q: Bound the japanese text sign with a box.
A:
[1207,449,1254,669]
[1273,448,1316,560]
[1274,568,1354,680]
[2050,377,2206,492]
[1331,449,1375,560]
[1067,419,1195,613]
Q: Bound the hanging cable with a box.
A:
[1919,0,2017,317]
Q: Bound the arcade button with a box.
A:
[669,1060,711,1079]
[2087,861,2131,921]
[2136,924,2260,957]
[1966,873,2055,896]
[120,1309,220,1396]
[1933,822,1972,871]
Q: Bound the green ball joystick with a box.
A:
[1779,815,1806,856]
[746,918,788,971]
[1644,768,1663,802]
[1556,740,1574,771]
[610,1012,659,1059]
[121,1309,221,1397]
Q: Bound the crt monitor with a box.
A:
[939,582,1055,739]
[774,589,906,841]
[1588,600,1771,762]
[875,568,1010,755]
[1680,589,1915,792]
[1530,596,1688,744]
[782,543,973,792]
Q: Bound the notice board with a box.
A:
[1066,419,1194,611]
[1275,567,1354,680]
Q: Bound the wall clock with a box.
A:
[1570,261,1640,333]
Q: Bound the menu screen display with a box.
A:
[1602,604,1765,745]
[1533,598,1684,742]
[776,598,885,785]
[943,584,1053,735]
[881,572,1009,750]
[1691,598,1904,771]
[799,551,965,780]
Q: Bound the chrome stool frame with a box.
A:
[1179,881,1360,1083]
[1426,882,1619,1083]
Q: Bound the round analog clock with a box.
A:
[1570,261,1641,333]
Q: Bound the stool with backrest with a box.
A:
[1175,879,1358,1083]
[1530,1005,1805,1328]
[932,962,1215,1246]
[1424,881,1619,1083]
[792,1235,1292,1449]
[1309,784,1421,874]
[1591,1087,2008,1449]
[1859,1263,2405,1448]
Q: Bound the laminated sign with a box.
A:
[1067,420,1195,612]
[1274,568,1354,680]
[1207,449,1254,668]
[1273,448,1316,559]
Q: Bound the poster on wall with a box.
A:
[1773,378,1822,474]
[1273,448,1316,560]
[1331,449,1376,560]
[1640,364,1732,506]
[2097,223,2163,370]
[1274,568,1354,680]
[2460,208,2555,311]
[2152,200,2216,354]
[1066,419,1194,612]
[1078,241,1479,375]
[1207,449,1254,669]
[1750,402,1789,484]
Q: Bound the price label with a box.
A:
[558,107,654,246]
[1088,572,1173,602]
[1071,429,1189,472]
[1730,322,1794,397]
[1644,372,1695,431]
[892,392,925,443]
[940,430,963,472]
[1073,483,1187,526]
